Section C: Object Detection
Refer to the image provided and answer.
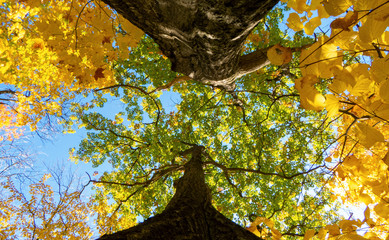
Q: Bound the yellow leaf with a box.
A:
[307,92,326,111]
[118,15,144,48]
[251,229,262,237]
[368,100,389,120]
[317,4,330,19]
[261,217,274,229]
[287,12,305,31]
[374,202,389,219]
[354,0,374,12]
[317,43,341,79]
[304,17,321,35]
[325,224,340,236]
[329,66,355,93]
[287,0,309,13]
[271,228,282,240]
[337,63,370,95]
[31,38,45,50]
[350,77,373,97]
[359,192,373,205]
[330,30,358,49]
[370,1,389,22]
[300,36,340,78]
[342,155,359,169]
[371,56,389,84]
[338,219,360,232]
[309,0,322,9]
[295,75,326,111]
[354,123,385,149]
[304,229,316,240]
[325,94,339,118]
[366,179,389,197]
[322,0,352,16]
[267,44,293,66]
[114,113,124,124]
[359,16,389,43]
[247,217,262,232]
[299,42,320,76]
[379,80,389,104]
[317,228,328,240]
[381,30,389,45]
[295,74,318,91]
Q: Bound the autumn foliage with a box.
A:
[1,0,389,239]
[0,0,142,132]
[0,174,93,239]
[276,0,389,238]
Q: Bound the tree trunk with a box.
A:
[97,1,279,238]
[98,146,261,239]
[102,0,279,90]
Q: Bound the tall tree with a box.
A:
[69,4,335,239]
[72,33,336,239]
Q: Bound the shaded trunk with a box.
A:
[102,0,278,90]
[98,146,261,239]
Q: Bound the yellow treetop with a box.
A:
[0,0,143,132]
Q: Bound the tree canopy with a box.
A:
[1,0,389,239]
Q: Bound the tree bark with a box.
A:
[102,0,278,90]
[98,146,261,240]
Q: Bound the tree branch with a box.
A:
[236,48,271,78]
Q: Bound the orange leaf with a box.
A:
[330,11,358,31]
[93,68,105,80]
[303,229,315,240]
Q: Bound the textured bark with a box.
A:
[102,0,278,90]
[98,146,261,240]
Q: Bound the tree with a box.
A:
[0,172,93,239]
[2,0,389,239]
[69,29,337,239]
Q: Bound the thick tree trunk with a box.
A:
[98,146,261,240]
[102,0,278,90]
